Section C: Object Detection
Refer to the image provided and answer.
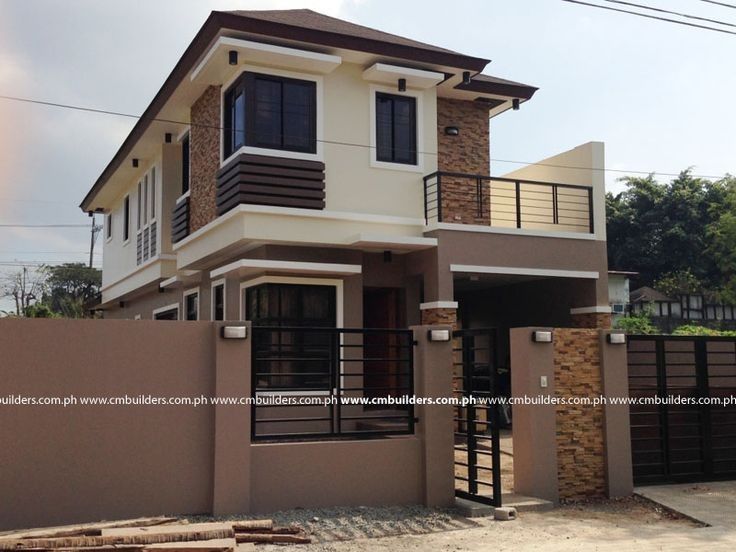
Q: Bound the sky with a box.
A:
[1,0,735,310]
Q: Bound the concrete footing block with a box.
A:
[494,506,518,521]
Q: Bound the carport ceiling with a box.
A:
[453,273,548,292]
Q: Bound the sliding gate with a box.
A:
[453,328,502,506]
[628,335,736,485]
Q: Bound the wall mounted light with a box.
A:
[222,326,248,339]
[428,329,451,342]
[165,133,173,143]
[383,250,393,263]
[444,126,459,136]
[462,71,471,85]
[398,78,406,92]
[118,301,126,309]
[512,99,520,111]
[532,330,553,343]
[132,158,139,168]
[228,50,238,65]
[607,333,627,345]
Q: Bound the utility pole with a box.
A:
[88,213,103,269]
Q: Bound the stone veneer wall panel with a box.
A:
[420,308,457,327]
[553,328,606,500]
[571,312,612,329]
[436,98,490,225]
[190,85,221,233]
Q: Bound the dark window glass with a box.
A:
[185,292,198,321]
[106,214,112,239]
[223,72,316,158]
[181,135,190,195]
[247,284,336,390]
[375,92,417,165]
[213,284,225,321]
[154,308,178,321]
[123,196,130,241]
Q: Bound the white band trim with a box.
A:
[420,301,458,310]
[570,306,613,314]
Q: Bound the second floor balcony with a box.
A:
[422,172,594,235]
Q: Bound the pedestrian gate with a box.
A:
[452,328,502,506]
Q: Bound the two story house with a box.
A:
[81,9,610,349]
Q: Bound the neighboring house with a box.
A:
[81,9,610,342]
[630,286,736,331]
[608,270,637,321]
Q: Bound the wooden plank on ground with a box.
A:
[99,523,232,537]
[231,521,272,532]
[0,517,179,540]
[234,533,310,544]
[0,527,234,550]
[144,537,236,551]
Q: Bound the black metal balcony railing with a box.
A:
[423,172,594,234]
[251,326,415,442]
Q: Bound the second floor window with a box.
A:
[123,195,130,242]
[181,134,190,195]
[375,92,417,165]
[223,72,317,158]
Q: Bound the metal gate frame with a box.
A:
[628,335,736,485]
[452,328,502,506]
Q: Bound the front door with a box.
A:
[363,288,405,401]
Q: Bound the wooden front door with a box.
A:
[363,288,405,400]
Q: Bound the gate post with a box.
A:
[412,325,455,508]
[599,330,634,497]
[212,321,252,515]
[510,327,559,503]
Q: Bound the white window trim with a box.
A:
[152,303,180,320]
[368,83,425,174]
[219,65,325,167]
[183,287,200,321]
[105,213,112,243]
[240,275,344,398]
[211,278,226,321]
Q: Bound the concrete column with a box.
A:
[412,325,455,508]
[510,327,559,503]
[212,321,252,515]
[599,330,634,497]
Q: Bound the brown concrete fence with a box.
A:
[0,319,454,531]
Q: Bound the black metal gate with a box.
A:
[452,328,502,506]
[628,335,736,485]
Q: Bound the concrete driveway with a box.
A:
[637,481,736,527]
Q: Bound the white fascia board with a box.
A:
[362,63,444,89]
[347,233,438,250]
[450,264,599,280]
[191,36,342,83]
[424,222,597,241]
[210,259,362,280]
[570,306,613,314]
[420,301,459,310]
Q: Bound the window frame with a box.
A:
[375,91,417,165]
[183,288,200,321]
[105,213,112,242]
[152,303,179,320]
[181,132,190,196]
[211,279,226,321]
[122,195,130,244]
[220,66,323,166]
[369,84,424,173]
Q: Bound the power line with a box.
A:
[601,0,736,27]
[0,197,76,205]
[700,1,736,9]
[561,0,736,35]
[0,224,90,228]
[0,94,732,181]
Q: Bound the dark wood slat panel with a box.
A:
[171,197,190,243]
[216,152,326,215]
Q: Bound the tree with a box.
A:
[41,263,101,318]
[706,177,736,303]
[0,266,46,316]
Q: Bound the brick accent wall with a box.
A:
[189,85,221,233]
[421,307,457,327]
[571,312,613,329]
[436,98,490,225]
[553,328,606,500]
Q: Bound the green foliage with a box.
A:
[672,325,736,337]
[614,312,658,334]
[654,269,702,297]
[24,303,59,318]
[606,172,735,292]
[40,263,101,319]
